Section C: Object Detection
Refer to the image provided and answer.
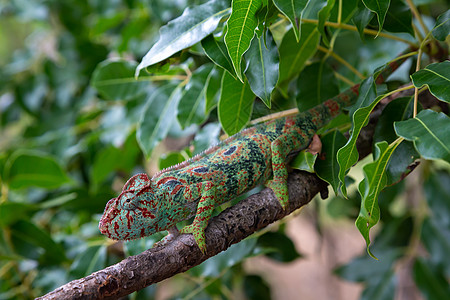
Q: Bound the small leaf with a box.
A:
[278,24,320,85]
[315,130,347,195]
[361,0,390,30]
[70,245,107,278]
[193,123,221,155]
[0,202,35,227]
[411,61,450,103]
[394,109,450,163]
[137,84,182,158]
[352,4,374,40]
[272,0,309,41]
[91,60,148,101]
[218,72,255,136]
[290,151,317,173]
[244,30,279,107]
[355,140,401,258]
[296,61,339,112]
[318,0,335,46]
[432,10,450,41]
[5,151,71,189]
[177,64,214,128]
[201,35,235,77]
[136,0,231,74]
[225,0,263,81]
[243,275,271,300]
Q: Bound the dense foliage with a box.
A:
[0,0,449,298]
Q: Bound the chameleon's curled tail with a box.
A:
[297,48,415,128]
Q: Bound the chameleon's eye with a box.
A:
[120,192,137,210]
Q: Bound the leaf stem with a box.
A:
[317,45,365,79]
[405,0,429,36]
[301,19,417,47]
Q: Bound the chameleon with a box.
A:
[99,55,408,253]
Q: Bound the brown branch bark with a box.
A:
[38,89,423,299]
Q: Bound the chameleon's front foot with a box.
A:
[180,223,207,254]
[153,226,180,249]
[266,179,289,210]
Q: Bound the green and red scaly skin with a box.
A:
[99,55,407,253]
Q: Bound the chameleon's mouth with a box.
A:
[98,198,119,238]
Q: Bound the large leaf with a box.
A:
[394,109,450,163]
[201,34,235,77]
[361,0,390,30]
[315,130,347,195]
[272,0,309,41]
[296,61,339,112]
[244,30,279,107]
[177,64,214,128]
[205,67,223,113]
[4,151,71,189]
[137,84,182,158]
[337,78,380,197]
[355,140,401,258]
[136,0,231,74]
[225,0,263,81]
[432,10,450,41]
[411,61,450,103]
[278,24,320,85]
[218,72,255,135]
[383,0,414,36]
[91,60,148,101]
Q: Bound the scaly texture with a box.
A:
[99,56,407,253]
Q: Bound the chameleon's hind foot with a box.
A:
[266,179,289,210]
[180,223,207,254]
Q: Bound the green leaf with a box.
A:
[315,130,347,195]
[411,61,450,103]
[136,0,231,74]
[193,123,221,155]
[177,64,213,128]
[278,24,320,85]
[244,30,279,107]
[272,0,309,41]
[296,61,339,112]
[256,231,301,262]
[159,152,187,170]
[394,109,450,163]
[290,151,317,173]
[201,35,235,77]
[318,0,335,46]
[218,72,255,136]
[243,275,271,300]
[137,84,182,158]
[225,0,263,81]
[91,146,121,185]
[413,257,450,300]
[205,67,223,113]
[70,245,107,278]
[0,202,35,227]
[432,9,450,41]
[383,0,414,36]
[352,4,374,40]
[11,220,66,264]
[355,140,401,258]
[4,151,71,189]
[374,97,420,184]
[337,79,381,197]
[91,60,148,101]
[361,0,390,30]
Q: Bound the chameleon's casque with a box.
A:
[99,57,406,253]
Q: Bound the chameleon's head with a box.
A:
[99,173,164,240]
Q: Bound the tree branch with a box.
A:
[38,89,421,299]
